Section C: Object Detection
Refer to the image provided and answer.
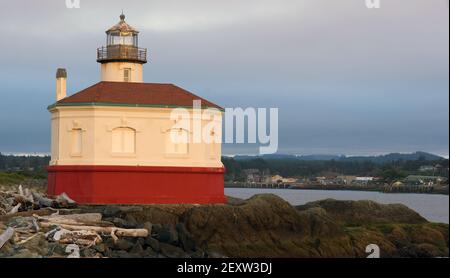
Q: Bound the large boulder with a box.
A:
[296,199,428,225]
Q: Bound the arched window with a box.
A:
[71,128,83,156]
[112,127,136,154]
[166,128,189,155]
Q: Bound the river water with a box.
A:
[225,188,449,224]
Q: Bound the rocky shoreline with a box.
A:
[0,185,448,258]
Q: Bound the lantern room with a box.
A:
[97,13,147,65]
[97,13,147,83]
[106,13,139,46]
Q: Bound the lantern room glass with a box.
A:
[107,32,138,47]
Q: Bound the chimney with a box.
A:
[56,68,67,101]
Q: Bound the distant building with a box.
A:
[244,169,270,183]
[419,165,436,172]
[353,177,374,185]
[405,175,447,185]
[271,175,297,184]
[315,177,328,185]
[337,175,356,185]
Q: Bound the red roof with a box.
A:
[54,82,222,110]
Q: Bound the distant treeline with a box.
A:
[222,156,449,182]
[1,152,448,183]
[0,153,50,179]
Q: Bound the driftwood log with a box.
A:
[0,227,15,249]
[34,213,114,227]
[55,193,76,206]
[31,192,55,208]
[0,208,55,222]
[36,213,103,223]
[8,203,21,215]
[53,228,102,246]
[39,222,148,238]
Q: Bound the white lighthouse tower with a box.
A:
[97,13,147,83]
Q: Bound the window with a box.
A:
[112,127,135,154]
[166,129,189,155]
[124,68,131,82]
[71,128,82,156]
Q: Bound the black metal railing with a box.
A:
[97,45,147,63]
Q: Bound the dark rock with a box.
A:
[142,222,153,234]
[0,241,14,257]
[81,248,97,258]
[142,247,158,258]
[104,238,116,249]
[296,199,428,225]
[145,237,160,252]
[118,206,144,214]
[123,205,192,226]
[137,238,145,246]
[155,225,178,244]
[189,249,206,258]
[104,248,113,258]
[104,217,129,227]
[111,250,140,258]
[19,233,49,256]
[93,243,107,254]
[123,215,138,228]
[104,215,138,228]
[10,249,41,258]
[176,223,196,252]
[151,224,162,236]
[113,239,134,251]
[130,243,144,255]
[159,243,190,258]
[103,206,121,218]
[46,242,67,257]
[205,251,227,258]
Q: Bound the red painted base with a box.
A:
[47,165,226,204]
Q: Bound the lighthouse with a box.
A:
[47,14,226,204]
[97,13,146,82]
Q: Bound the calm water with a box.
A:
[225,188,449,224]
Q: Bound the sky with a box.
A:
[0,0,448,156]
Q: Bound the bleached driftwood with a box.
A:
[0,227,15,249]
[0,208,54,222]
[16,232,41,245]
[32,192,54,207]
[8,203,21,215]
[12,194,33,204]
[39,222,148,239]
[56,193,76,206]
[32,217,40,232]
[36,213,103,223]
[34,213,113,227]
[53,228,102,246]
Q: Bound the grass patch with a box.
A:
[0,172,28,185]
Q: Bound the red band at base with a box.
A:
[47,165,226,204]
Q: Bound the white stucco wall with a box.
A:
[101,62,143,83]
[49,106,223,168]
